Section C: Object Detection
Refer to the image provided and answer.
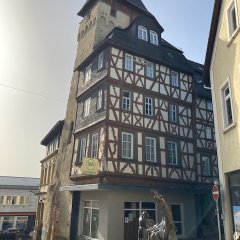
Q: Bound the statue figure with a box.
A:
[137,192,177,240]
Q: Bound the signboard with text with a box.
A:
[81,158,100,175]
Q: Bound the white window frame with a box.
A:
[206,127,212,139]
[82,200,99,239]
[138,25,148,41]
[83,98,91,118]
[202,156,211,176]
[170,104,177,123]
[168,141,178,165]
[221,80,234,129]
[145,137,156,162]
[125,54,133,71]
[171,203,184,237]
[150,30,158,45]
[122,91,131,111]
[122,132,133,159]
[145,97,153,116]
[96,89,103,110]
[78,138,86,163]
[98,52,104,70]
[85,64,92,83]
[171,71,179,87]
[91,133,99,159]
[227,0,239,39]
[146,62,154,78]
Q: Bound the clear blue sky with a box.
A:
[0,0,214,177]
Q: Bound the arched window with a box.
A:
[150,30,158,45]
[138,25,148,41]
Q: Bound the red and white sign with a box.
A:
[212,184,219,201]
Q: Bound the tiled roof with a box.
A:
[0,176,39,187]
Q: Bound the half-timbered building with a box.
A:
[39,1,218,240]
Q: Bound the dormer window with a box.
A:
[150,30,158,45]
[138,26,148,41]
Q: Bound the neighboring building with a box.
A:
[36,120,64,238]
[40,1,218,240]
[0,176,39,233]
[204,0,240,238]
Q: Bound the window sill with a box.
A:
[227,27,240,47]
[222,122,237,134]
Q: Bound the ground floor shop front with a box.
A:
[66,185,217,240]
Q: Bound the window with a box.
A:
[98,52,103,70]
[0,196,4,205]
[145,137,156,162]
[206,127,212,139]
[170,104,177,123]
[85,64,92,82]
[2,217,14,230]
[150,30,158,45]
[124,202,156,227]
[146,62,154,78]
[138,25,148,41]
[207,100,213,111]
[125,54,133,71]
[91,133,99,158]
[167,141,178,165]
[82,201,99,239]
[122,91,131,111]
[227,1,238,38]
[77,138,86,163]
[145,97,153,116]
[171,71,179,87]
[202,156,210,176]
[96,89,103,110]
[16,216,28,230]
[171,204,183,236]
[221,83,233,128]
[122,132,133,159]
[83,98,91,118]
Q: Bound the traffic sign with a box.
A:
[212,184,219,201]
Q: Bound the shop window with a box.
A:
[171,204,183,236]
[2,217,14,230]
[229,171,240,236]
[16,216,28,230]
[82,201,99,239]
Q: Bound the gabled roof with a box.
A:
[203,0,222,86]
[41,120,64,146]
[78,0,151,17]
